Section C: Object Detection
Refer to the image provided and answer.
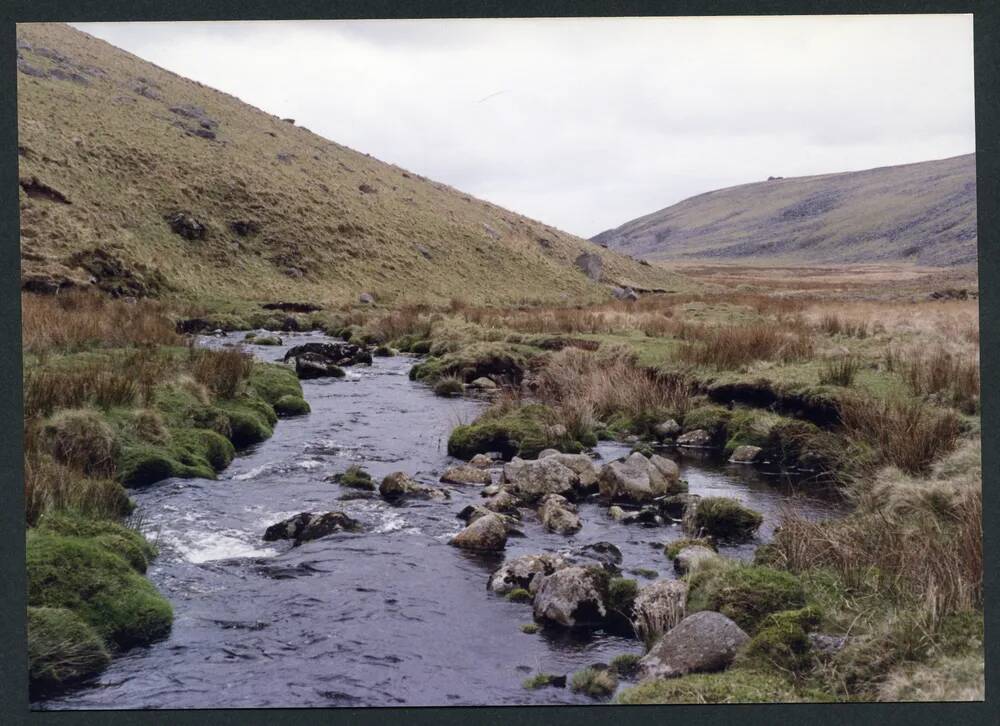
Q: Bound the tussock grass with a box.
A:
[22,292,180,354]
[676,323,814,370]
[188,347,254,399]
[534,347,693,435]
[818,313,868,339]
[24,363,138,420]
[819,356,862,387]
[837,395,961,475]
[898,347,979,414]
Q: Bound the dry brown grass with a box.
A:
[774,485,981,622]
[818,313,869,339]
[534,347,694,433]
[23,363,138,421]
[838,395,961,475]
[676,323,814,369]
[899,347,980,414]
[24,455,131,526]
[188,346,254,399]
[21,291,180,354]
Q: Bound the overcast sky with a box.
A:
[75,16,975,238]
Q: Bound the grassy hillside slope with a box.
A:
[17,23,686,307]
[593,155,977,267]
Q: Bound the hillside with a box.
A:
[593,155,977,267]
[16,23,685,307]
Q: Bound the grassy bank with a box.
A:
[23,291,308,694]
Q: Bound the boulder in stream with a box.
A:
[598,452,683,503]
[441,464,492,486]
[639,611,749,679]
[263,511,362,546]
[532,565,609,628]
[537,493,582,534]
[379,471,449,502]
[283,342,372,380]
[502,456,579,501]
[488,552,570,595]
[449,511,511,551]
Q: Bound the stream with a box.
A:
[36,331,840,709]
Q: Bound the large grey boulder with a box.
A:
[502,456,578,501]
[450,512,509,551]
[639,611,750,679]
[532,565,609,627]
[538,451,599,491]
[488,553,570,595]
[538,494,582,534]
[598,452,683,503]
[482,488,522,515]
[632,580,688,647]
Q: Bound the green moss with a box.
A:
[686,564,806,634]
[171,427,235,473]
[36,512,156,574]
[632,568,658,579]
[410,340,432,355]
[520,622,539,634]
[215,400,274,448]
[117,444,180,487]
[248,363,303,405]
[447,403,579,460]
[616,667,828,704]
[682,405,732,443]
[373,345,394,357]
[609,653,642,678]
[665,537,716,560]
[607,578,639,615]
[740,619,814,674]
[333,465,375,490]
[506,588,533,603]
[28,607,111,691]
[42,409,118,477]
[253,335,282,346]
[433,377,465,397]
[27,530,173,649]
[689,496,763,540]
[570,667,618,698]
[410,342,529,384]
[274,394,311,417]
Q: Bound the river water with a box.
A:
[37,331,838,709]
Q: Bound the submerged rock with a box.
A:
[379,471,449,502]
[441,464,491,486]
[263,511,361,546]
[532,565,609,628]
[283,341,372,372]
[538,494,582,534]
[639,611,749,679]
[568,541,623,570]
[488,553,570,595]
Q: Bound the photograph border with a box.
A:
[1,1,995,724]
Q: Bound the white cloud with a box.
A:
[73,15,975,237]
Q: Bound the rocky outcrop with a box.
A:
[598,452,684,503]
[482,489,521,515]
[283,341,371,379]
[532,565,609,628]
[488,553,570,595]
[449,511,510,551]
[440,465,491,486]
[632,580,688,647]
[165,211,207,241]
[262,511,361,546]
[502,456,578,501]
[567,541,623,570]
[639,611,749,679]
[611,285,639,302]
[574,251,603,281]
[537,494,582,534]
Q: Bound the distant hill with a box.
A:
[592,155,977,267]
[16,23,686,306]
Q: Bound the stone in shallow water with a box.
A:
[441,464,491,486]
[263,511,362,546]
[639,611,749,679]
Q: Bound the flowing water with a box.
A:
[37,331,840,709]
